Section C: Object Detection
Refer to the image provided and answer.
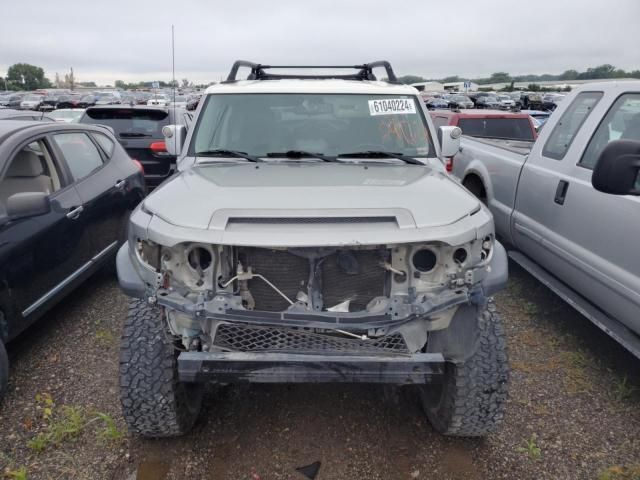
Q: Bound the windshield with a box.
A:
[190,93,434,159]
[24,95,42,101]
[452,95,469,102]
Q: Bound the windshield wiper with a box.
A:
[196,149,262,162]
[265,150,336,162]
[337,151,424,165]
[119,132,152,138]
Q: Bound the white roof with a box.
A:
[204,79,419,95]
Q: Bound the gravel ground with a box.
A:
[1,263,639,480]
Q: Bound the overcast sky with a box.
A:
[1,0,638,86]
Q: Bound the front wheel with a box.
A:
[120,300,203,437]
[419,302,509,436]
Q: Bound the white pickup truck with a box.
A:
[453,81,640,357]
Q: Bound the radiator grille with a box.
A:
[321,251,386,311]
[213,324,408,355]
[237,247,388,312]
[240,248,310,311]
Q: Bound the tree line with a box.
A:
[397,64,640,86]
[3,62,639,92]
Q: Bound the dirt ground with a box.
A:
[1,263,639,480]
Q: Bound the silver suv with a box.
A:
[116,61,509,438]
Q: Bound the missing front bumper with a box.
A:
[178,351,445,384]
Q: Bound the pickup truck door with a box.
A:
[513,89,640,335]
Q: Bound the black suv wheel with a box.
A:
[120,300,203,437]
[419,301,509,436]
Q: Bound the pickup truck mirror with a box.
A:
[162,124,187,156]
[439,126,462,158]
[592,139,640,196]
[6,192,51,219]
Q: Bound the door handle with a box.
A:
[554,180,569,205]
[115,180,126,189]
[66,206,84,220]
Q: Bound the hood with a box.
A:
[143,162,480,233]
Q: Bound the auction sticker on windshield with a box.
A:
[368,98,416,116]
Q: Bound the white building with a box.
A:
[443,81,478,92]
[410,81,444,92]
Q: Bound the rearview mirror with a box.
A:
[6,192,51,219]
[592,140,640,196]
[162,124,187,156]
[438,126,462,158]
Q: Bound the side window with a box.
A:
[579,93,640,169]
[0,140,63,204]
[91,132,115,158]
[52,132,103,180]
[542,92,603,160]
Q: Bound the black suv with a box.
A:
[80,106,189,190]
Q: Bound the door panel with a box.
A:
[0,138,91,333]
[51,131,127,258]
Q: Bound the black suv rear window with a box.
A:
[83,108,169,138]
[458,117,535,141]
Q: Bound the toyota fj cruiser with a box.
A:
[116,60,509,438]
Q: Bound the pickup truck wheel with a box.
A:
[463,178,487,204]
[419,301,509,436]
[0,339,8,403]
[120,300,203,437]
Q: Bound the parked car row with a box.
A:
[422,90,564,112]
[0,89,203,112]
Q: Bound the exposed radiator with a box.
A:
[236,247,388,312]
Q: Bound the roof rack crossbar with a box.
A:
[225,60,399,83]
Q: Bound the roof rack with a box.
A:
[225,60,399,83]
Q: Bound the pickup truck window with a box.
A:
[542,92,603,160]
[579,93,640,169]
[457,118,535,141]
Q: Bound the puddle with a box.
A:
[135,461,171,480]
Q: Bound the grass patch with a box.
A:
[558,351,593,395]
[27,406,86,452]
[26,394,124,453]
[3,467,28,480]
[95,329,115,345]
[517,434,541,459]
[93,412,125,443]
[611,375,638,403]
[523,301,539,316]
[598,464,640,480]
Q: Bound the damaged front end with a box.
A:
[118,221,507,384]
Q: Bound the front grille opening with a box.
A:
[235,247,389,312]
[213,324,409,355]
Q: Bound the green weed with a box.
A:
[517,434,541,459]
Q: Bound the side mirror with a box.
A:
[6,192,51,219]
[162,124,187,156]
[592,140,640,196]
[438,126,462,158]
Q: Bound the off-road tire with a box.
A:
[419,301,509,436]
[0,340,8,403]
[120,300,203,437]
